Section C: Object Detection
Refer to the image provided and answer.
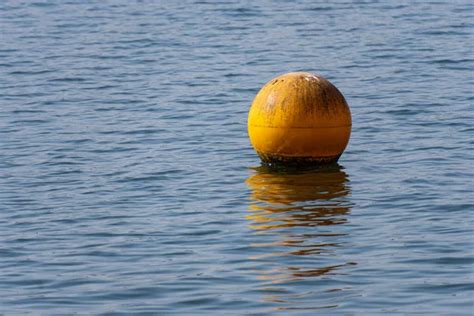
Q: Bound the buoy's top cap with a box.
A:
[277,71,320,78]
[274,71,322,79]
[263,72,327,89]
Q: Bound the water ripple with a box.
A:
[0,0,473,314]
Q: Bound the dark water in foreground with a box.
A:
[1,1,473,315]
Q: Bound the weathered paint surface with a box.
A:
[248,72,351,165]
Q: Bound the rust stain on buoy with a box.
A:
[248,72,352,166]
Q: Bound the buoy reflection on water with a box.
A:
[245,165,357,306]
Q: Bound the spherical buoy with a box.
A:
[248,72,351,166]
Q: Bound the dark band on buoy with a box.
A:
[257,152,341,167]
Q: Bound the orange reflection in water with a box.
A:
[246,164,355,289]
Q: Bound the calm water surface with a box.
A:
[1,1,473,315]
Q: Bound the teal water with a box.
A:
[1,1,473,315]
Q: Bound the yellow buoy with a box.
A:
[248,72,351,165]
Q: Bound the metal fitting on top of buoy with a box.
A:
[248,72,351,166]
